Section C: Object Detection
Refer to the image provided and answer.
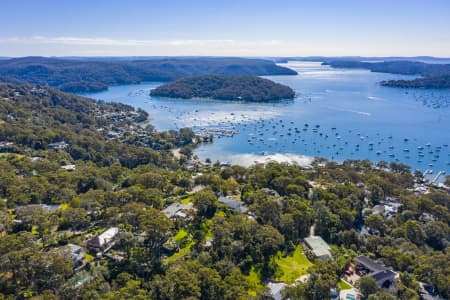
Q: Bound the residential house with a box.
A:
[162,202,195,221]
[354,256,396,290]
[59,243,86,267]
[419,282,444,300]
[0,141,16,152]
[87,227,119,254]
[266,281,287,300]
[220,162,231,167]
[48,141,69,150]
[414,184,428,195]
[304,235,332,260]
[15,204,62,214]
[261,188,280,197]
[61,164,76,171]
[30,87,48,95]
[371,205,385,215]
[218,196,248,214]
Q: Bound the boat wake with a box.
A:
[326,106,371,116]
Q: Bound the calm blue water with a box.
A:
[82,62,450,175]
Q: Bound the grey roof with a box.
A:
[355,256,397,288]
[261,188,280,197]
[59,243,85,264]
[218,196,248,213]
[48,141,69,149]
[267,282,286,300]
[355,255,386,273]
[16,204,62,213]
[419,282,442,300]
[371,205,385,214]
[87,227,119,249]
[162,202,194,218]
[66,244,84,261]
[304,236,332,258]
[371,270,396,285]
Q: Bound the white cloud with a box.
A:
[0,35,449,57]
[0,36,289,56]
[0,36,280,48]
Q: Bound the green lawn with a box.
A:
[0,153,25,159]
[202,219,213,240]
[173,228,189,242]
[244,267,265,296]
[85,253,94,262]
[60,203,69,211]
[165,229,194,263]
[273,245,313,283]
[338,279,353,290]
[164,240,194,263]
[181,197,192,205]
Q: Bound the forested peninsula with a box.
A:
[0,57,297,93]
[0,83,448,299]
[150,74,296,101]
[323,60,450,89]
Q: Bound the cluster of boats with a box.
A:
[140,93,449,174]
[242,117,450,170]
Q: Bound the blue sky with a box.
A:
[1,0,449,56]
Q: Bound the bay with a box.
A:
[81,61,450,178]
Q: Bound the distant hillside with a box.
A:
[0,83,196,167]
[0,57,297,93]
[150,74,295,101]
[323,60,450,89]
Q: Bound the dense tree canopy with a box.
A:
[0,57,297,93]
[150,74,295,101]
[323,60,450,89]
[0,84,448,300]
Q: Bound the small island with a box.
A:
[150,74,295,101]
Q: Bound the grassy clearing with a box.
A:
[215,211,226,218]
[31,226,38,235]
[273,245,313,283]
[85,253,94,262]
[164,240,194,263]
[60,203,69,211]
[338,279,353,290]
[181,197,192,205]
[165,228,195,263]
[173,228,189,242]
[202,219,213,241]
[0,153,25,159]
[244,267,265,296]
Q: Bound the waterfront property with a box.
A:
[84,62,450,175]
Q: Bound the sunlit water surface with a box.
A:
[82,62,450,177]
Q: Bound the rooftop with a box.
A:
[304,236,332,258]
[371,269,396,283]
[162,202,194,218]
[267,281,286,300]
[99,227,119,241]
[218,196,248,213]
[355,255,386,273]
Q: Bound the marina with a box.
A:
[82,61,450,176]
